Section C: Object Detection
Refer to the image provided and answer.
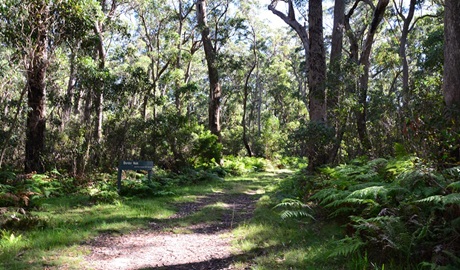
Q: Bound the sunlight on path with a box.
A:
[82,170,292,270]
[85,231,232,269]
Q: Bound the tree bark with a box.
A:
[307,0,328,172]
[397,0,416,109]
[328,0,346,164]
[24,2,49,173]
[308,0,327,123]
[443,0,460,109]
[197,0,222,141]
[328,0,345,116]
[356,0,390,153]
[443,0,460,161]
[243,63,256,157]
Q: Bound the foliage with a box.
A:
[305,157,460,268]
[286,120,335,162]
[191,130,223,168]
[273,198,314,220]
[222,156,273,176]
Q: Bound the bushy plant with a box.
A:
[0,170,78,208]
[222,156,247,176]
[305,157,460,268]
[222,156,273,176]
[191,130,223,168]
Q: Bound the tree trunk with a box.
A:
[328,0,345,117]
[62,44,80,131]
[443,0,460,161]
[94,21,106,144]
[308,0,327,123]
[398,0,416,109]
[328,0,346,164]
[443,0,460,109]
[25,4,49,173]
[243,64,256,157]
[307,0,328,172]
[197,0,222,141]
[356,0,390,153]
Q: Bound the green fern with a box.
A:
[280,210,314,220]
[447,181,460,191]
[329,236,365,258]
[329,206,356,218]
[310,188,350,206]
[443,166,460,178]
[274,198,314,220]
[416,195,443,204]
[347,185,388,199]
[416,193,460,206]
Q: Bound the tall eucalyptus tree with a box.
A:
[345,0,390,153]
[443,0,460,161]
[196,0,223,142]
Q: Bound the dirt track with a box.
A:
[83,193,257,270]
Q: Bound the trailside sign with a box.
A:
[117,160,154,193]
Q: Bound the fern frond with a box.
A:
[329,207,356,218]
[280,210,314,220]
[309,188,338,201]
[310,188,350,205]
[416,194,460,205]
[274,198,311,210]
[274,198,314,220]
[442,193,460,205]
[347,186,387,199]
[447,181,460,192]
[416,195,443,204]
[343,198,379,207]
[328,236,365,258]
[324,199,348,208]
[443,166,460,178]
[349,182,386,191]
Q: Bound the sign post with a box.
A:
[117,160,154,193]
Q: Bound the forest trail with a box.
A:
[82,184,262,269]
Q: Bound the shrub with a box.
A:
[306,157,460,268]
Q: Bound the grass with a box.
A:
[0,169,350,270]
[230,193,346,269]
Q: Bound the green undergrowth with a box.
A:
[232,195,345,269]
[0,156,306,270]
[0,169,218,269]
[275,156,460,269]
[0,165,344,270]
[227,170,353,270]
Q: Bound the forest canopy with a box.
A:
[0,0,456,176]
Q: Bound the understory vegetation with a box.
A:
[275,155,460,269]
[1,156,459,269]
[0,157,301,269]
